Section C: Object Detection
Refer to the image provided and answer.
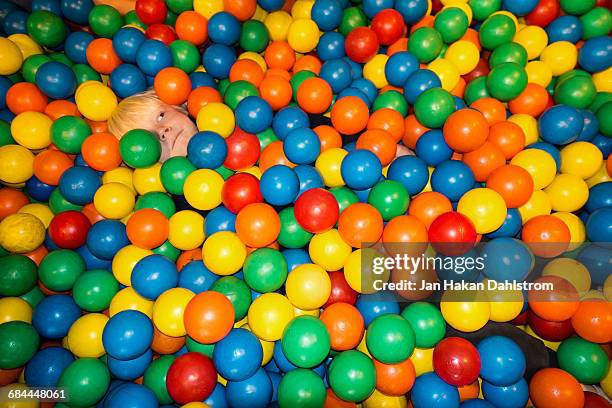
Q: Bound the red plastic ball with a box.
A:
[324,271,359,307]
[525,0,560,27]
[135,0,168,25]
[166,352,217,405]
[345,27,379,63]
[433,337,481,386]
[223,128,261,171]
[527,310,574,342]
[221,173,263,214]
[370,9,406,46]
[145,24,178,46]
[428,211,477,256]
[48,210,92,249]
[294,188,340,234]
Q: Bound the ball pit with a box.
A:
[0,0,610,406]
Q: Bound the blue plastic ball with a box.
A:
[32,0,63,15]
[108,350,153,381]
[539,105,583,145]
[431,160,475,202]
[105,382,159,408]
[213,328,263,381]
[283,127,321,165]
[178,260,219,294]
[35,61,77,99]
[502,0,538,16]
[461,400,494,408]
[3,10,28,35]
[58,166,101,205]
[387,155,429,196]
[403,69,442,104]
[272,107,310,141]
[294,164,324,197]
[586,181,612,213]
[477,336,526,386]
[411,372,460,408]
[340,149,382,190]
[351,78,378,104]
[343,56,363,79]
[481,238,534,281]
[86,219,130,260]
[225,368,273,408]
[24,347,74,388]
[205,206,237,235]
[25,176,55,202]
[110,64,148,98]
[189,71,217,89]
[586,207,612,243]
[593,133,612,157]
[416,129,454,166]
[320,58,353,94]
[355,292,400,327]
[205,383,228,408]
[60,0,93,25]
[362,0,393,18]
[208,12,241,46]
[577,109,599,141]
[317,32,346,61]
[577,244,611,286]
[485,208,522,238]
[202,44,236,79]
[102,310,154,361]
[131,254,178,300]
[578,36,612,73]
[545,15,583,44]
[311,0,342,31]
[113,27,146,64]
[260,165,300,206]
[187,131,228,169]
[235,96,274,134]
[64,31,93,64]
[337,87,371,106]
[0,77,11,110]
[395,0,428,24]
[76,245,112,270]
[32,295,81,339]
[282,248,311,271]
[385,51,419,87]
[136,39,173,77]
[258,0,284,11]
[482,378,529,408]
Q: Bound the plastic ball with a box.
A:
[411,372,460,408]
[48,210,91,249]
[57,358,110,407]
[75,81,117,121]
[529,368,585,408]
[440,293,490,332]
[166,352,217,405]
[66,313,108,358]
[477,336,526,386]
[0,213,45,254]
[328,350,376,403]
[102,310,153,361]
[510,148,556,190]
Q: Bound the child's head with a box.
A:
[108,89,199,162]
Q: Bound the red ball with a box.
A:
[221,173,263,214]
[145,24,178,46]
[48,211,92,249]
[463,58,490,83]
[294,188,339,234]
[433,337,481,386]
[510,310,528,325]
[224,128,261,171]
[166,352,217,405]
[135,0,168,25]
[324,271,359,307]
[525,0,560,27]
[428,211,477,256]
[527,310,574,342]
[345,27,379,63]
[370,9,406,46]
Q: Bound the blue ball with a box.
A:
[112,27,146,64]
[294,164,324,197]
[260,165,300,206]
[3,10,28,35]
[477,336,526,386]
[282,248,311,271]
[225,368,273,408]
[25,176,54,202]
[187,131,228,169]
[481,238,534,281]
[131,254,178,300]
[86,219,129,260]
[501,0,538,16]
[385,51,419,87]
[60,0,93,24]
[579,36,612,73]
[205,383,228,408]
[32,295,81,339]
[105,382,158,408]
[436,249,481,283]
[539,105,583,145]
[258,0,284,11]
[337,87,371,106]
[102,310,154,360]
[136,39,173,77]
[485,208,522,238]
[214,328,263,381]
[208,12,241,46]
[395,0,428,24]
[202,44,236,79]
[362,0,393,18]
[526,142,561,170]
[351,78,377,104]
[403,69,442,104]
[108,349,153,381]
[110,64,147,98]
[311,0,342,31]
[577,109,599,141]
[178,260,219,293]
[189,71,217,89]
[24,347,74,388]
[593,133,612,157]
[416,129,454,166]
[411,372,460,408]
[387,155,429,195]
[482,378,529,408]
[205,205,237,235]
[35,61,77,99]
[235,96,274,134]
[431,160,475,202]
[461,400,494,408]
[355,292,400,327]
[586,181,612,212]
[272,340,297,372]
[317,31,346,61]
[0,77,11,110]
[58,166,101,205]
[320,58,353,93]
[272,107,310,141]
[453,95,467,110]
[546,15,583,44]
[577,244,611,285]
[341,149,382,190]
[586,207,612,243]
[64,31,92,63]
[33,0,63,15]
[76,245,112,270]
[283,128,321,165]
[343,56,363,79]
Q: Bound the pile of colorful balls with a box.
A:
[0,0,610,406]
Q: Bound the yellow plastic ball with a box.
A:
[0,297,32,324]
[586,162,611,188]
[427,58,460,91]
[238,51,267,72]
[291,0,314,19]
[287,18,320,53]
[540,41,577,77]
[112,245,153,286]
[196,102,235,137]
[7,34,43,60]
[102,167,135,193]
[410,347,434,376]
[444,40,480,75]
[592,66,612,93]
[513,26,547,60]
[11,111,53,150]
[184,169,224,211]
[560,141,603,179]
[363,54,389,89]
[525,60,553,87]
[239,166,261,179]
[293,306,320,317]
[0,145,34,184]
[308,229,352,271]
[133,163,166,195]
[605,275,612,302]
[247,293,295,341]
[67,313,108,358]
[18,203,54,228]
[552,212,586,251]
[315,148,347,187]
[264,11,293,42]
[0,213,45,254]
[542,258,591,297]
[168,210,205,251]
[457,188,507,234]
[543,173,588,212]
[152,287,195,337]
[285,263,331,310]
[202,231,247,275]
[484,282,523,322]
[517,189,551,222]
[182,403,211,408]
[508,113,539,145]
[253,5,268,21]
[602,364,612,399]
[0,37,23,75]
[510,148,556,190]
[364,389,408,408]
[440,291,490,332]
[93,182,136,219]
[75,82,118,121]
[0,384,39,408]
[109,286,154,318]
[344,248,389,294]
[193,0,223,18]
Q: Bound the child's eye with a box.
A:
[157,112,165,122]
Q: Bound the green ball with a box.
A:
[240,20,270,53]
[0,321,40,369]
[88,5,123,38]
[58,358,110,407]
[124,10,147,30]
[464,77,490,105]
[281,316,331,368]
[0,255,37,297]
[243,248,288,293]
[165,10,178,26]
[160,156,196,195]
[560,0,595,15]
[278,368,326,408]
[21,54,52,83]
[49,189,83,214]
[414,87,455,128]
[468,0,501,21]
[120,129,162,168]
[401,302,446,348]
[330,186,359,214]
[224,80,260,110]
[408,27,444,63]
[278,207,313,248]
[48,52,74,67]
[433,7,469,43]
[135,192,176,218]
[486,62,527,101]
[153,240,181,261]
[20,286,45,308]
[580,7,612,40]
[557,337,609,384]
[339,7,368,36]
[596,101,612,136]
[215,165,235,180]
[218,78,231,97]
[167,0,194,13]
[589,92,612,113]
[368,180,409,221]
[0,120,14,147]
[489,42,528,68]
[328,350,376,402]
[366,314,415,364]
[27,10,67,48]
[479,13,516,50]
[257,128,279,150]
[38,249,85,292]
[50,116,92,154]
[210,276,252,321]
[144,355,176,405]
[72,63,102,84]
[554,74,597,109]
[170,40,200,73]
[291,70,317,100]
[72,269,119,312]
[186,336,215,356]
[372,90,408,116]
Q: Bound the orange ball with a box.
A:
[126,208,169,249]
[235,203,280,248]
[337,203,383,248]
[320,303,364,351]
[32,150,74,186]
[508,83,549,117]
[324,388,356,408]
[314,125,342,151]
[331,96,369,135]
[529,368,584,408]
[187,86,222,118]
[0,367,22,387]
[151,326,185,354]
[81,132,122,171]
[461,141,505,182]
[0,188,29,220]
[229,59,265,87]
[44,100,81,120]
[184,291,234,344]
[470,97,506,126]
[265,68,291,81]
[607,154,611,177]
[296,77,333,114]
[374,358,416,396]
[175,11,208,46]
[443,108,489,153]
[86,38,121,75]
[408,192,453,229]
[6,82,48,114]
[154,67,192,105]
[528,276,580,322]
[386,37,408,56]
[460,28,481,51]
[355,129,396,167]
[82,203,105,225]
[24,245,49,266]
[293,55,321,75]
[486,164,534,208]
[259,140,295,172]
[382,215,428,257]
[367,108,405,143]
[402,114,429,149]
[87,119,108,134]
[224,0,257,21]
[458,381,480,402]
[487,120,526,160]
[265,41,296,71]
[571,300,612,343]
[259,76,292,111]
[521,215,570,258]
[176,248,203,271]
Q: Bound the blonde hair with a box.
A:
[107,89,163,138]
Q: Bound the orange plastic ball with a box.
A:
[458,381,480,401]
[175,11,208,46]
[81,132,122,171]
[154,67,192,105]
[314,125,342,151]
[151,326,185,355]
[176,248,202,271]
[461,141,505,182]
[0,188,29,220]
[486,164,534,208]
[470,97,506,126]
[382,214,428,257]
[296,77,333,114]
[337,203,384,248]
[374,358,416,396]
[355,129,396,166]
[265,68,291,81]
[521,215,570,258]
[224,0,257,21]
[82,203,105,225]
[528,276,580,322]
[6,82,48,114]
[32,150,74,186]
[126,208,169,249]
[293,55,321,74]
[229,59,265,87]
[408,192,453,229]
[235,203,280,248]
[259,140,295,172]
[44,100,81,120]
[184,291,234,344]
[265,41,296,71]
[529,368,584,408]
[259,76,292,111]
[403,114,429,149]
[86,38,121,75]
[571,300,612,344]
[187,86,222,118]
[487,120,526,160]
[386,37,408,56]
[367,108,405,143]
[508,83,549,117]
[443,108,489,153]
[320,302,364,351]
[331,96,369,135]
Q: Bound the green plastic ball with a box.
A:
[489,42,528,68]
[88,5,124,38]
[580,7,612,39]
[328,350,376,402]
[21,54,52,83]
[278,207,313,249]
[167,0,194,13]
[281,316,331,368]
[224,80,260,110]
[433,7,469,43]
[152,240,181,261]
[48,52,74,67]
[243,248,288,293]
[468,0,501,21]
[330,186,359,214]
[186,336,215,357]
[554,73,597,109]
[165,10,178,26]
[20,286,45,308]
[401,302,446,348]
[596,101,612,137]
[135,192,177,218]
[38,249,85,292]
[27,10,67,48]
[119,129,162,168]
[479,13,516,50]
[278,368,326,408]
[557,337,609,384]
[408,27,444,63]
[58,358,111,407]
[210,276,252,321]
[257,128,279,150]
[215,165,235,180]
[240,20,270,53]
[49,189,83,214]
[366,314,415,364]
[143,355,176,405]
[339,7,368,36]
[160,156,196,195]
[50,116,92,154]
[0,255,38,297]
[414,87,455,128]
[372,90,408,116]
[589,92,612,113]
[0,121,15,147]
[124,10,147,29]
[290,70,317,100]
[368,180,409,221]
[170,40,200,73]
[0,321,40,369]
[72,269,119,312]
[486,62,527,101]
[560,0,595,15]
[72,63,102,84]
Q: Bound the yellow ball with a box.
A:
[11,112,53,150]
[7,34,42,60]
[592,66,612,93]
[484,282,523,322]
[364,389,408,408]
[316,148,347,187]
[444,40,480,75]
[238,51,268,72]
[287,18,320,53]
[525,60,553,87]
[0,297,32,324]
[517,189,551,222]
[542,258,591,297]
[510,148,556,190]
[67,313,108,358]
[0,384,39,408]
[112,245,153,286]
[264,11,293,42]
[184,169,224,211]
[427,58,460,91]
[285,263,331,310]
[94,182,136,219]
[457,188,507,234]
[18,203,54,228]
[586,162,611,188]
[109,286,154,318]
[102,167,135,193]
[153,287,195,337]
[552,212,586,251]
[247,293,294,341]
[133,163,166,195]
[363,54,389,89]
[0,37,23,75]
[508,113,539,145]
[513,26,547,60]
[308,229,352,271]
[440,291,490,332]
[253,5,268,21]
[0,145,34,184]
[75,82,118,121]
[0,213,45,254]
[182,403,211,408]
[544,173,588,212]
[540,41,577,77]
[601,364,612,399]
[196,102,235,137]
[410,347,434,376]
[202,231,247,275]
[193,0,223,18]
[344,248,389,294]
[291,0,314,19]
[293,306,320,317]
[239,166,262,179]
[168,210,205,251]
[605,275,612,302]
[560,141,603,179]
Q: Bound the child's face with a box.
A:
[147,102,198,162]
